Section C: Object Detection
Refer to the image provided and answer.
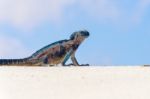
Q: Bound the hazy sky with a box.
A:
[0,0,150,65]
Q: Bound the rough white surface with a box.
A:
[0,66,150,99]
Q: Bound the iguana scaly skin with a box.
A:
[0,30,90,66]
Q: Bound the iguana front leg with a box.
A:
[71,52,89,66]
[62,49,89,66]
[61,49,79,66]
[70,52,79,66]
[62,49,73,66]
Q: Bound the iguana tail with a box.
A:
[0,58,29,66]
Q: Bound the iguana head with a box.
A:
[70,30,90,40]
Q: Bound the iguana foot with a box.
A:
[79,64,90,66]
[63,63,74,66]
[63,63,89,66]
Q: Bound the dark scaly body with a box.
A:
[0,30,90,66]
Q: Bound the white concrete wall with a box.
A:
[0,66,150,99]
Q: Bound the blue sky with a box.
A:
[0,0,150,65]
